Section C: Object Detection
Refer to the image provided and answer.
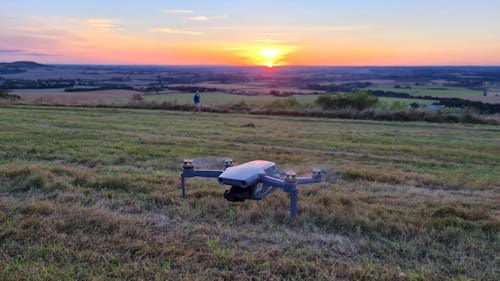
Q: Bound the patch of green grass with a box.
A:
[143,92,319,106]
[378,97,435,107]
[368,87,483,98]
[0,105,498,280]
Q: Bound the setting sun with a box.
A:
[259,48,281,60]
[257,47,284,67]
[227,44,296,67]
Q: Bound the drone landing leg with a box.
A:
[289,186,298,218]
[181,175,186,199]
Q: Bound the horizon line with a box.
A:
[3,61,500,68]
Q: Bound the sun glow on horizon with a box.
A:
[227,44,297,67]
[258,47,282,67]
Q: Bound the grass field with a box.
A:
[0,106,499,280]
[144,91,285,106]
[12,89,140,105]
[145,92,436,108]
[10,89,450,109]
[367,87,484,98]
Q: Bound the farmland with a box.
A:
[144,92,437,108]
[146,91,298,105]
[11,89,140,105]
[0,105,498,280]
[367,86,484,98]
[10,89,438,110]
[3,63,500,113]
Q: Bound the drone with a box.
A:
[180,159,322,217]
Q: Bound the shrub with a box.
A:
[350,91,379,109]
[129,94,144,103]
[267,97,300,109]
[316,91,378,110]
[0,89,21,100]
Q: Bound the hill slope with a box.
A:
[0,106,498,280]
[0,61,46,68]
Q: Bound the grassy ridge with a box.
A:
[142,92,436,108]
[0,105,499,280]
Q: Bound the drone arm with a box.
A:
[297,170,323,185]
[181,169,223,198]
[182,169,223,179]
[192,170,223,178]
[296,177,321,185]
[261,175,287,188]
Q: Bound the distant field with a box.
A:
[368,86,484,98]
[144,92,322,106]
[0,106,498,280]
[12,89,141,105]
[12,88,66,94]
[10,89,438,108]
[458,95,500,104]
[145,92,436,107]
[378,97,435,105]
[171,82,322,94]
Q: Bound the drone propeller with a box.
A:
[185,157,234,170]
[276,165,331,182]
[276,166,315,177]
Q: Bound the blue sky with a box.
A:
[1,0,499,65]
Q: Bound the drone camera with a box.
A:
[223,186,252,202]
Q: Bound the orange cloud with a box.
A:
[4,16,500,66]
[189,16,209,21]
[151,28,203,36]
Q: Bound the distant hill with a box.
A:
[0,61,46,68]
[0,61,47,75]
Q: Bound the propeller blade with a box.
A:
[188,157,234,169]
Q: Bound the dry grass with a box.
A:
[12,89,140,105]
[0,105,498,280]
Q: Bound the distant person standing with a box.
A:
[193,91,201,114]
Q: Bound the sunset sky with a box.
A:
[1,0,500,66]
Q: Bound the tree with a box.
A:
[316,91,378,110]
[0,89,21,100]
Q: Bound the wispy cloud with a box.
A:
[0,48,22,54]
[80,18,124,32]
[254,39,287,44]
[151,28,202,36]
[164,9,194,14]
[301,25,382,32]
[0,48,52,57]
[24,52,52,57]
[189,15,228,22]
[189,16,209,21]
[210,25,380,32]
